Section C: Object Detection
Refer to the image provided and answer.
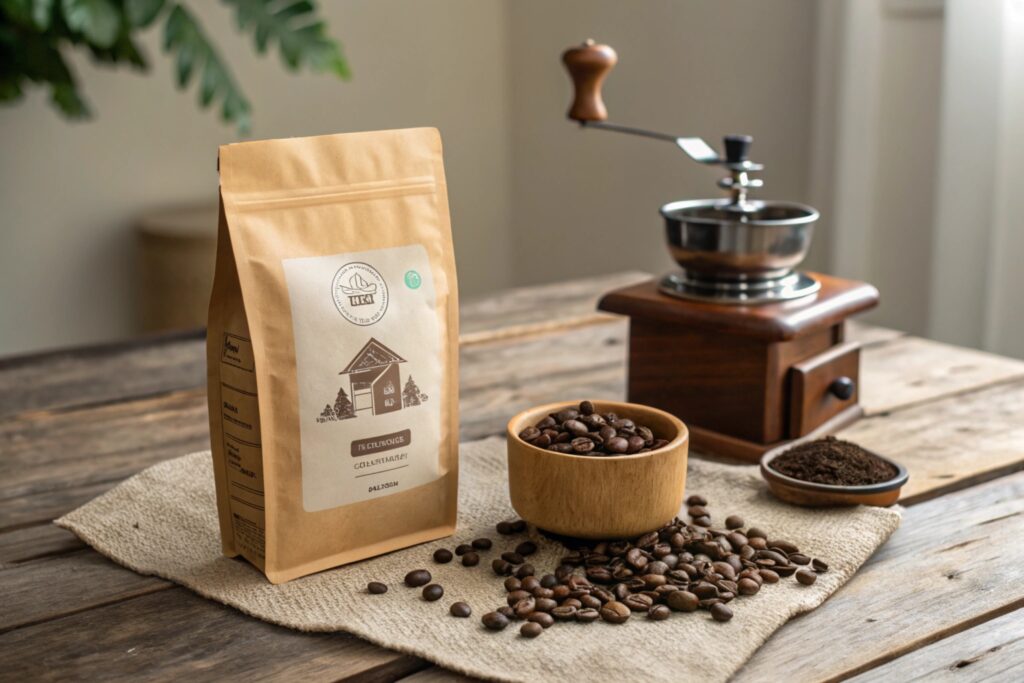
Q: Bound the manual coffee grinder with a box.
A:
[562,41,879,461]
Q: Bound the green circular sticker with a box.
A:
[404,270,422,289]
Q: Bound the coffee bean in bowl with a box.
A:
[507,400,688,539]
[761,437,909,507]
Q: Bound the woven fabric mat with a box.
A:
[57,437,900,682]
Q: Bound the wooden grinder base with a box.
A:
[598,273,880,462]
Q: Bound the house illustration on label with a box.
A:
[340,338,405,416]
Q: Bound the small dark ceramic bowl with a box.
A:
[760,444,908,507]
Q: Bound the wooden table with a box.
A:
[2,271,1023,682]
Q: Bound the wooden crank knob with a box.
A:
[562,39,617,123]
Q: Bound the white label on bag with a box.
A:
[283,244,442,511]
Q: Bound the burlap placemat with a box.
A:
[57,437,900,682]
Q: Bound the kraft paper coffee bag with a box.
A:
[208,128,459,583]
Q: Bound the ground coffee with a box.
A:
[771,437,897,486]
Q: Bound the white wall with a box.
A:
[0,0,514,356]
[0,0,822,356]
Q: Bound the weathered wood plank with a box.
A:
[848,608,1024,682]
[0,587,429,682]
[840,379,1024,504]
[0,549,170,631]
[733,469,1024,682]
[861,336,1024,416]
[0,330,206,421]
[846,320,905,348]
[0,523,83,564]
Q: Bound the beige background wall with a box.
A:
[0,0,819,356]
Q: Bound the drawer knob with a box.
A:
[830,376,855,401]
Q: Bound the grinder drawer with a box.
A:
[789,342,860,437]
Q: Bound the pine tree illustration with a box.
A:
[320,404,335,420]
[334,386,355,419]
[403,376,423,407]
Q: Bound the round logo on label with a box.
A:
[332,262,389,326]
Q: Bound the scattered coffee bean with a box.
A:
[796,568,818,586]
[502,551,525,564]
[520,622,543,638]
[725,515,744,530]
[433,548,453,564]
[449,601,471,617]
[482,611,510,631]
[812,558,829,573]
[454,543,472,556]
[515,541,538,556]
[666,590,699,612]
[504,577,522,592]
[710,603,733,622]
[686,494,708,506]
[367,581,388,594]
[496,606,515,620]
[462,552,480,567]
[510,520,528,533]
[576,608,601,623]
[404,569,431,587]
[528,612,554,628]
[422,584,444,601]
[496,521,515,535]
[648,604,671,620]
[599,601,631,624]
[472,538,493,550]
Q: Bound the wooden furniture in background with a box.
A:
[599,274,879,461]
[2,271,1024,681]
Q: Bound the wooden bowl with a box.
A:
[507,400,689,539]
[760,444,908,507]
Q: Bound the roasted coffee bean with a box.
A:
[623,594,653,612]
[514,597,537,618]
[598,425,618,442]
[570,436,595,454]
[560,598,583,610]
[482,611,510,631]
[796,568,818,585]
[422,584,444,601]
[790,553,811,565]
[455,543,472,556]
[404,569,431,587]
[497,606,516,619]
[507,590,531,606]
[496,521,515,535]
[579,594,603,609]
[686,494,707,506]
[462,552,480,567]
[472,538,492,550]
[641,573,668,589]
[520,621,543,638]
[515,541,538,556]
[520,576,540,592]
[636,426,654,444]
[710,603,733,622]
[576,608,601,623]
[515,563,536,579]
[551,606,578,621]
[510,519,528,533]
[551,584,571,600]
[502,551,525,564]
[652,439,670,450]
[747,527,767,539]
[812,558,829,573]
[666,590,700,612]
[725,515,744,530]
[504,577,522,592]
[532,587,554,600]
[433,548,453,564]
[606,436,629,454]
[536,573,556,588]
[518,426,541,442]
[537,415,557,429]
[648,604,671,621]
[555,408,579,423]
[626,435,646,453]
[748,537,768,550]
[535,597,558,612]
[532,434,552,448]
[528,612,554,628]
[737,578,760,596]
[693,516,712,528]
[549,442,574,453]
[688,505,708,518]
[599,601,631,624]
[367,581,388,594]
[491,558,511,575]
[450,601,472,617]
[771,540,800,554]
[579,400,596,415]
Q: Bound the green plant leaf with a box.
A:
[223,0,350,79]
[163,3,251,133]
[50,80,89,117]
[31,0,55,29]
[125,0,163,27]
[61,0,121,49]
